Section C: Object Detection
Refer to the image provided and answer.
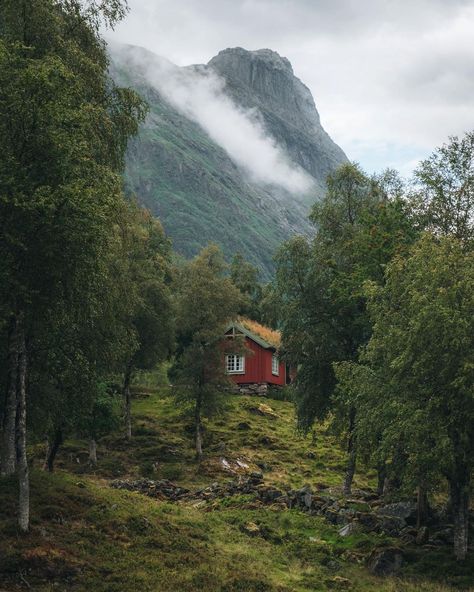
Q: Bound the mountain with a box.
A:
[110,45,348,278]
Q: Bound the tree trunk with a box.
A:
[1,316,19,476]
[195,392,203,461]
[88,438,97,465]
[343,408,356,496]
[16,322,29,533]
[383,446,406,498]
[123,362,133,440]
[449,468,470,561]
[43,428,63,472]
[377,463,386,497]
[416,485,429,528]
[42,436,50,471]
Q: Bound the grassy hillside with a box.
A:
[1,387,473,591]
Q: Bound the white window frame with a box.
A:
[226,354,245,374]
[272,354,279,376]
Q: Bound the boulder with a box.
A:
[236,422,251,430]
[376,501,417,525]
[367,547,403,576]
[416,526,429,545]
[338,522,360,537]
[241,522,261,537]
[257,486,284,503]
[326,576,352,589]
[430,527,453,545]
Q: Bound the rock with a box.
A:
[338,523,360,537]
[353,511,377,531]
[376,501,417,525]
[377,515,406,536]
[321,558,342,572]
[258,435,274,447]
[236,422,251,430]
[430,527,453,545]
[306,451,316,459]
[416,526,429,545]
[303,492,313,509]
[241,522,261,537]
[367,548,403,576]
[257,486,283,503]
[324,509,341,525]
[326,576,352,589]
[248,402,278,418]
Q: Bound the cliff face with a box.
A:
[207,48,347,191]
[110,44,347,278]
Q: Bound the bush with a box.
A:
[267,385,294,402]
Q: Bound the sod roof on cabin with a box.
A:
[226,317,281,350]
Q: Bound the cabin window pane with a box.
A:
[272,354,279,375]
[226,354,244,373]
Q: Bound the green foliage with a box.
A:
[230,252,263,320]
[0,0,147,525]
[274,163,416,434]
[120,204,175,373]
[412,131,474,243]
[171,245,245,455]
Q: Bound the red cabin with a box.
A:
[224,319,287,394]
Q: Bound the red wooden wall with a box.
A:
[228,337,286,386]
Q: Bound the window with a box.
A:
[272,354,279,376]
[226,354,245,374]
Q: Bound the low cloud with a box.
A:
[112,44,313,193]
[109,0,474,176]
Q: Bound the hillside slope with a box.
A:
[1,388,472,591]
[110,45,348,277]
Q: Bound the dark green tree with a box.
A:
[337,235,474,560]
[230,252,262,320]
[120,205,175,440]
[275,163,416,494]
[0,0,146,530]
[412,131,474,243]
[172,245,244,459]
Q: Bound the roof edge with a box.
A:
[225,321,277,351]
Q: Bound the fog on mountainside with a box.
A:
[109,43,348,277]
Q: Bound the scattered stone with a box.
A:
[326,575,352,589]
[241,521,261,537]
[236,422,251,431]
[257,486,283,503]
[367,547,403,576]
[338,523,360,537]
[248,403,278,418]
[430,527,453,545]
[416,526,429,545]
[376,501,417,525]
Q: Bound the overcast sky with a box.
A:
[108,0,474,177]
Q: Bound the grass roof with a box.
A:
[238,317,281,349]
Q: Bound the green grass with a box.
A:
[1,388,473,591]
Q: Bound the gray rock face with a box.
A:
[208,48,347,189]
[110,44,348,277]
[376,501,417,524]
[367,548,403,576]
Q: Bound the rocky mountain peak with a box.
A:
[207,46,347,189]
[209,47,294,75]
